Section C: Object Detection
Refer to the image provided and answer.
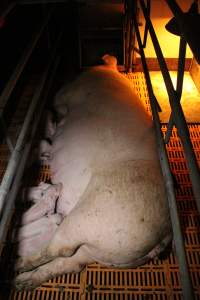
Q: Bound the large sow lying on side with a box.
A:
[14,55,171,290]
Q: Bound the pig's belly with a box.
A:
[49,114,157,216]
[61,159,171,266]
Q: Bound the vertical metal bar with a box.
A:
[132,11,195,300]
[165,36,187,143]
[127,17,134,72]
[142,0,150,48]
[125,4,131,71]
[140,0,200,214]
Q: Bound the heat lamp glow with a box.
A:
[150,71,200,123]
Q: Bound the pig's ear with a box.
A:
[101,54,118,70]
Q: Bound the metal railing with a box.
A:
[124,0,200,299]
[0,4,62,254]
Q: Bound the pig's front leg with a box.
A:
[21,183,62,225]
[15,245,94,290]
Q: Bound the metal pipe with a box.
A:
[0,2,16,20]
[165,36,187,143]
[132,10,195,300]
[142,0,150,48]
[0,9,52,112]
[165,0,200,64]
[18,0,67,3]
[0,55,61,253]
[140,0,200,214]
[0,31,61,218]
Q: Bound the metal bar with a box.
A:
[0,31,61,218]
[165,36,187,143]
[0,9,52,112]
[127,18,134,72]
[125,2,131,71]
[165,0,200,64]
[132,10,195,300]
[0,55,61,253]
[18,0,68,3]
[0,2,16,20]
[142,0,150,48]
[140,0,200,214]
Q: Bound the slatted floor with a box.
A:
[0,72,199,300]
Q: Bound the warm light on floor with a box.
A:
[150,71,200,123]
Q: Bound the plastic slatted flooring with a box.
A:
[0,73,199,300]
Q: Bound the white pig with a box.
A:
[14,55,171,290]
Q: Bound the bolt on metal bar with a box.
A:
[165,0,200,64]
[140,0,200,214]
[0,9,52,112]
[0,52,61,252]
[132,8,195,299]
[0,30,61,219]
[165,36,187,143]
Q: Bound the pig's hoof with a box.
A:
[14,270,37,291]
[15,257,35,273]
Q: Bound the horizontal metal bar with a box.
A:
[0,9,52,112]
[0,30,61,219]
[132,10,195,300]
[140,0,200,214]
[18,0,123,4]
[165,0,200,64]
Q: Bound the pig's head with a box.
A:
[101,54,118,71]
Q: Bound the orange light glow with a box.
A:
[150,71,200,122]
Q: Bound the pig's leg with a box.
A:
[15,216,84,273]
[15,246,94,290]
[16,214,63,257]
[21,183,62,225]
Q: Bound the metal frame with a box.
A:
[125,0,200,299]
[139,0,200,213]
[0,4,63,253]
[132,7,194,300]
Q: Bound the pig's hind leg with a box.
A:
[15,215,85,273]
[15,245,94,290]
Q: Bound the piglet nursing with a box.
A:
[14,55,171,290]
